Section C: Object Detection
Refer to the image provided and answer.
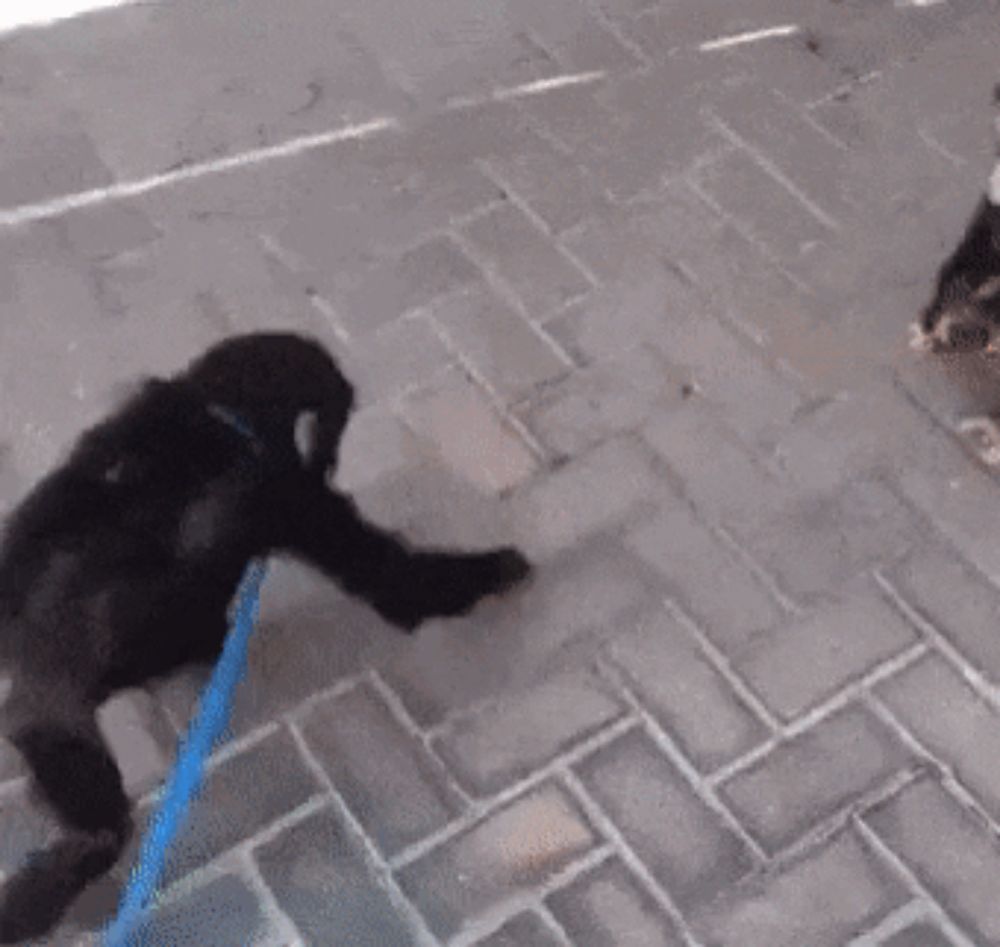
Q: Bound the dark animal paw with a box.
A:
[378,547,532,630]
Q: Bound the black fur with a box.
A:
[0,332,530,941]
[915,85,1000,352]
[916,194,1000,352]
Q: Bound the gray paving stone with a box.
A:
[518,84,618,170]
[396,783,596,940]
[650,302,805,447]
[117,728,322,889]
[691,147,833,264]
[299,681,462,856]
[878,654,1000,826]
[589,64,725,198]
[546,857,683,947]
[556,204,671,290]
[773,380,943,492]
[527,54,728,199]
[565,204,801,448]
[127,872,275,946]
[733,479,922,605]
[886,542,1000,687]
[691,829,907,947]
[605,607,770,773]
[576,729,755,911]
[485,128,614,236]
[334,236,482,336]
[10,0,406,177]
[401,365,538,493]
[624,497,783,656]
[604,184,838,388]
[606,0,813,54]
[221,559,406,733]
[730,581,918,721]
[337,312,452,406]
[588,98,715,202]
[55,200,162,262]
[0,104,114,208]
[373,16,557,106]
[383,538,664,727]
[352,99,536,175]
[270,158,500,292]
[95,215,335,346]
[718,704,913,854]
[893,423,1000,586]
[865,778,1000,946]
[476,911,563,947]
[640,400,788,531]
[460,201,592,318]
[433,669,626,796]
[520,343,686,459]
[544,265,702,364]
[707,81,858,225]
[254,804,415,946]
[510,0,639,73]
[430,283,569,403]
[509,436,663,560]
[880,919,955,947]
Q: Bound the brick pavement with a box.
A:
[2,0,1000,943]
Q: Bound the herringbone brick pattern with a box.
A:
[2,0,1000,943]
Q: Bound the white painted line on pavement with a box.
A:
[447,69,606,109]
[493,70,607,100]
[0,0,135,35]
[0,117,399,227]
[699,24,800,52]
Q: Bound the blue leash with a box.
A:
[102,559,268,947]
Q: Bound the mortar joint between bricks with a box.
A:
[558,768,706,947]
[236,795,333,861]
[281,669,373,728]
[758,765,924,871]
[862,691,945,776]
[852,816,981,947]
[873,570,1000,710]
[682,176,815,293]
[366,670,476,808]
[238,847,309,946]
[609,671,770,865]
[661,597,784,733]
[777,639,929,742]
[285,721,442,946]
[706,641,930,788]
[861,695,1000,845]
[132,719,285,809]
[845,899,976,947]
[388,714,640,872]
[450,195,598,320]
[422,305,555,466]
[702,523,802,616]
[445,844,613,947]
